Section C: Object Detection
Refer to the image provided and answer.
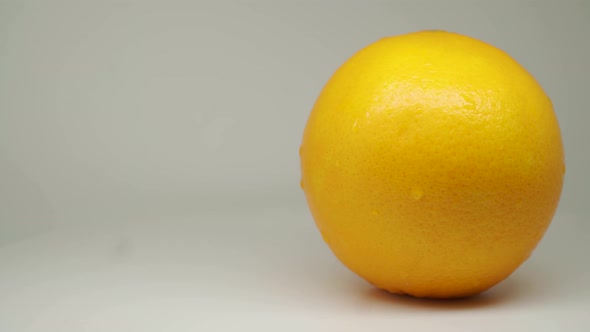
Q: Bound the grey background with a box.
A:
[0,1,589,331]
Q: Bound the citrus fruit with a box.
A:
[299,30,565,298]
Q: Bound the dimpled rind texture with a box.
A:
[300,31,565,299]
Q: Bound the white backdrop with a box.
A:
[2,1,588,239]
[0,1,589,331]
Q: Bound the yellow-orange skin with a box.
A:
[300,31,565,299]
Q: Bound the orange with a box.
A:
[300,31,565,298]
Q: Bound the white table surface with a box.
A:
[1,204,588,331]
